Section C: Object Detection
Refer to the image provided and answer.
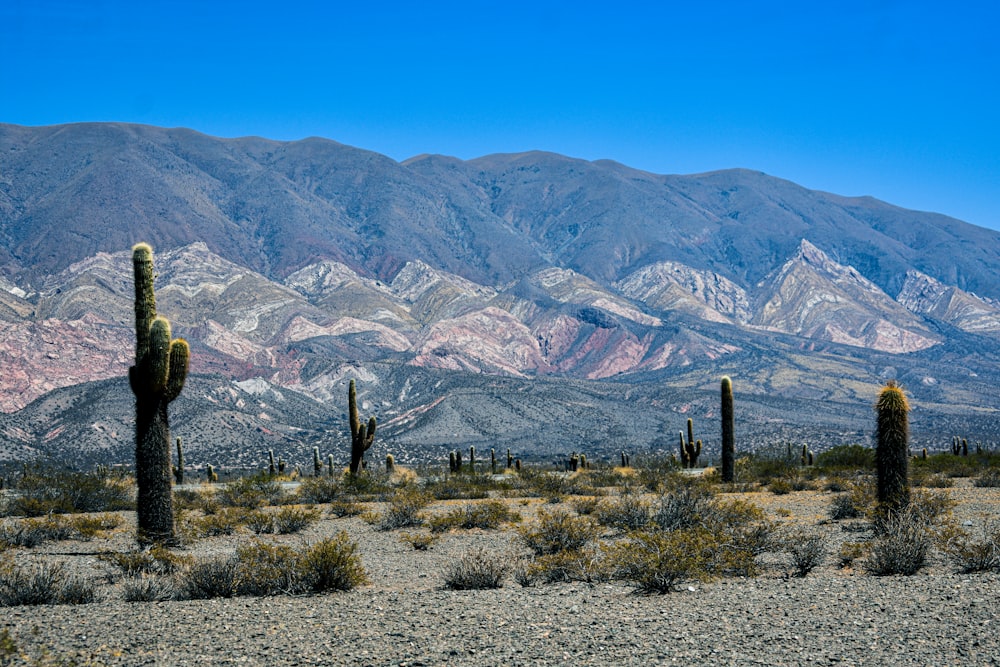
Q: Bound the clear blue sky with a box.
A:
[3,0,998,229]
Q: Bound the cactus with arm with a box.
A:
[130,243,188,545]
[348,379,376,475]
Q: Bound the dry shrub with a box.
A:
[427,500,520,533]
[442,547,509,590]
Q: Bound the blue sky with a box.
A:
[3,0,998,229]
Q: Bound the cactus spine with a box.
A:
[875,381,910,510]
[173,437,184,485]
[721,376,735,482]
[348,379,376,475]
[130,243,188,545]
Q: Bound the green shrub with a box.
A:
[518,508,600,556]
[815,444,874,470]
[442,547,509,590]
[649,482,714,532]
[217,473,286,508]
[605,527,717,593]
[328,500,365,518]
[400,532,439,550]
[523,547,609,584]
[373,487,432,530]
[297,533,368,592]
[7,465,134,517]
[100,544,191,576]
[594,494,650,531]
[972,469,1000,488]
[274,506,321,534]
[427,500,520,533]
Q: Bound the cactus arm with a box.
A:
[132,243,156,363]
[348,380,360,439]
[365,416,377,448]
[164,338,189,402]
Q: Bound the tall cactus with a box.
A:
[130,243,188,545]
[875,381,910,510]
[348,379,376,475]
[721,376,735,483]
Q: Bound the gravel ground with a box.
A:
[2,483,1000,666]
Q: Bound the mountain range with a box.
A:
[1,122,999,470]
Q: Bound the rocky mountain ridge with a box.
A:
[2,122,1000,466]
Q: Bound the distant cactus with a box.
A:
[130,243,189,545]
[456,449,463,472]
[348,379,376,475]
[313,447,322,476]
[721,377,735,483]
[569,453,579,472]
[875,381,910,510]
[173,437,184,485]
[449,451,457,474]
[962,438,969,457]
[386,453,395,473]
[278,458,286,475]
[801,444,809,466]
[952,436,961,456]
[328,454,335,476]
[579,454,587,470]
[680,431,701,469]
[206,464,217,483]
[491,448,497,474]
[514,458,522,471]
[507,448,513,470]
[469,446,476,473]
[268,449,276,477]
[921,448,927,460]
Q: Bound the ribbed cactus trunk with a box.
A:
[875,381,910,510]
[348,379,376,475]
[721,376,735,483]
[130,244,188,546]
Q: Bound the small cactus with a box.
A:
[515,458,522,471]
[386,453,395,473]
[313,447,322,476]
[449,451,457,474]
[952,436,961,456]
[206,464,217,483]
[875,381,910,510]
[962,438,969,457]
[568,453,579,472]
[268,449,277,477]
[456,449,463,473]
[579,454,587,470]
[507,448,513,470]
[491,448,497,474]
[327,454,335,476]
[173,437,184,485]
[469,446,476,473]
